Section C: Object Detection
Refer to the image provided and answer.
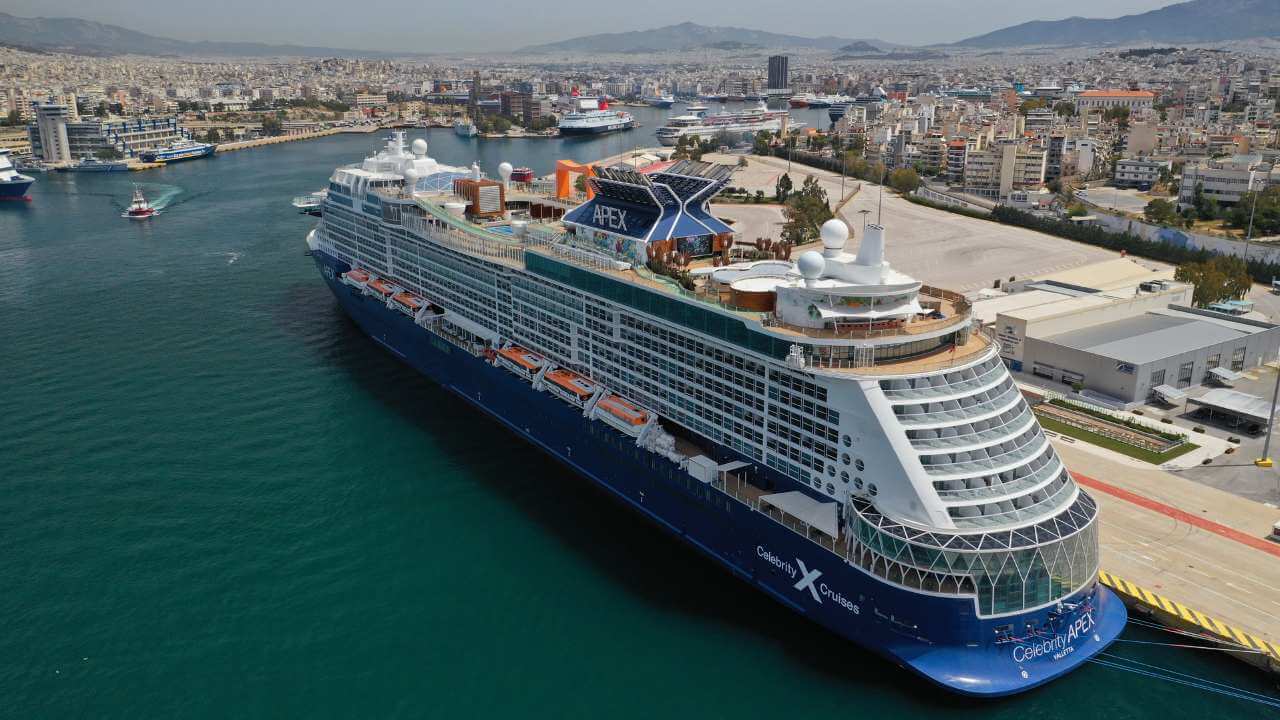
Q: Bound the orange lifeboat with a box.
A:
[596,394,650,431]
[545,368,596,406]
[391,291,425,316]
[341,268,370,288]
[496,346,547,379]
[366,277,398,298]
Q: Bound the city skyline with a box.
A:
[0,0,1175,53]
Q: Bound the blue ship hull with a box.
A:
[312,248,1126,697]
[558,121,635,136]
[0,177,34,198]
[140,145,216,164]
[57,164,128,173]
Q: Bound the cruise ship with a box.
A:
[304,132,1125,697]
[645,95,676,108]
[655,103,795,146]
[453,119,478,138]
[0,149,36,199]
[557,96,635,136]
[139,139,216,164]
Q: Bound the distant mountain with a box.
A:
[518,22,903,53]
[838,41,884,54]
[954,0,1280,48]
[0,12,383,57]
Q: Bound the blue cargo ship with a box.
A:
[303,133,1126,696]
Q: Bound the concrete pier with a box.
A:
[1055,441,1280,676]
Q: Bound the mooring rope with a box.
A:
[1088,654,1280,709]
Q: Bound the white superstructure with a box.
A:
[655,102,796,146]
[309,134,1100,622]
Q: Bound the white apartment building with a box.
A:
[963,139,1047,199]
[1114,158,1170,190]
[1075,90,1156,114]
[1178,155,1280,208]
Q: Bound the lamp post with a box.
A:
[1256,363,1280,469]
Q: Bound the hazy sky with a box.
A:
[2,0,1176,52]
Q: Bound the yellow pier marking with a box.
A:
[1098,571,1279,665]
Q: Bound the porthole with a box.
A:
[842,453,851,465]
[825,483,835,495]
[840,471,850,483]
[855,458,865,472]
[854,477,864,490]
[842,435,852,447]
[868,483,878,497]
[827,465,836,477]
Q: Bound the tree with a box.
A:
[527,116,557,132]
[1053,101,1077,118]
[2,109,19,126]
[781,176,833,245]
[94,147,123,160]
[260,114,282,135]
[752,130,774,156]
[888,168,921,194]
[1104,106,1131,129]
[775,172,793,203]
[1144,198,1180,225]
[1018,97,1049,116]
[1175,256,1252,306]
[205,128,221,143]
[1228,187,1280,237]
[1192,182,1220,221]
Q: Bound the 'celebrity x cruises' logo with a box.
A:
[794,559,823,603]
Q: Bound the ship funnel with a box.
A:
[856,224,885,268]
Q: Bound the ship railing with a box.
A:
[402,211,527,266]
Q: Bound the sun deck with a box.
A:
[403,187,988,376]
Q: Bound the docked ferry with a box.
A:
[557,96,635,136]
[0,148,35,200]
[304,132,1125,697]
[655,102,795,146]
[140,139,216,164]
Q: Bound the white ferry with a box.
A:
[655,102,796,146]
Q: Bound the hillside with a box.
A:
[0,12,380,57]
[518,22,903,54]
[954,0,1280,48]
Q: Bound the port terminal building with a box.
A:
[28,102,192,164]
[974,259,1280,407]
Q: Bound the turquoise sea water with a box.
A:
[1,113,1278,718]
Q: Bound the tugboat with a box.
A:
[122,186,158,219]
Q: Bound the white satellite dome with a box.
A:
[797,250,825,287]
[403,168,419,192]
[820,218,849,255]
[498,162,513,181]
[411,138,428,157]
